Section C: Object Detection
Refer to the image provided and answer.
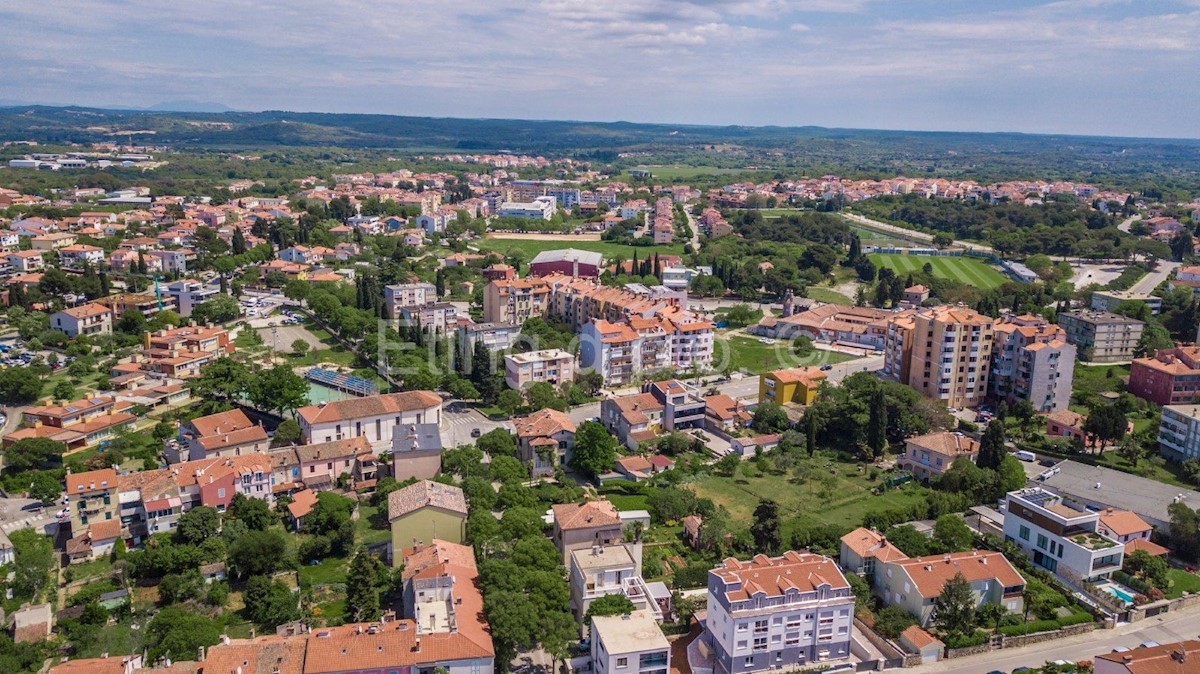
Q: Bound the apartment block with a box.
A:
[591,611,670,674]
[1003,488,1124,583]
[705,551,855,674]
[504,348,576,390]
[483,277,551,325]
[873,551,1025,627]
[1090,289,1162,315]
[990,314,1075,412]
[885,306,994,409]
[1129,346,1200,406]
[1057,310,1144,363]
[570,544,665,620]
[579,319,671,387]
[384,282,439,319]
[458,321,520,352]
[297,390,442,445]
[50,303,113,338]
[164,279,218,317]
[1158,403,1200,461]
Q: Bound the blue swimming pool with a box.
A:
[1103,584,1136,604]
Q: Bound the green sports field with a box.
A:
[868,254,1009,290]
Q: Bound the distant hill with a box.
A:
[145,100,238,113]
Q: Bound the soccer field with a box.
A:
[869,253,1009,290]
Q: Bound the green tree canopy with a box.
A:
[570,421,618,478]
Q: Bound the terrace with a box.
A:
[1070,532,1119,551]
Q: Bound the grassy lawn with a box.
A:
[714,335,857,375]
[66,557,112,581]
[806,287,855,304]
[1166,568,1200,598]
[605,493,650,511]
[1073,363,1129,397]
[299,556,349,587]
[75,621,143,659]
[869,254,1009,290]
[689,451,929,538]
[477,236,684,261]
[355,502,392,547]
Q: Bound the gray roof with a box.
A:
[530,248,604,267]
[391,422,443,454]
[1037,459,1198,524]
[388,480,467,520]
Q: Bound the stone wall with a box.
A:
[852,618,905,660]
[1000,622,1096,649]
[1128,592,1200,622]
[943,643,992,659]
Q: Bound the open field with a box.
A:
[477,235,684,260]
[689,452,930,538]
[713,334,857,375]
[487,231,602,242]
[805,287,855,304]
[869,253,1009,290]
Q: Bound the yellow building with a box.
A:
[759,366,828,406]
[387,480,468,566]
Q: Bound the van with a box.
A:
[1015,450,1036,462]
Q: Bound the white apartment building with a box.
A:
[570,544,663,621]
[592,611,670,674]
[166,279,219,317]
[50,303,113,338]
[384,282,439,318]
[705,551,854,674]
[660,265,712,291]
[1158,404,1200,462]
[1003,488,1124,583]
[498,196,557,220]
[297,391,443,445]
[505,349,576,390]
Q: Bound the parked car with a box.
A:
[470,428,481,438]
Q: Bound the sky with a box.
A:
[3,0,1199,139]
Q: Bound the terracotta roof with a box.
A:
[840,527,908,563]
[617,456,653,475]
[400,539,477,582]
[298,391,441,426]
[905,431,980,457]
[552,500,621,531]
[295,437,371,464]
[1100,509,1153,538]
[88,519,121,541]
[886,550,1024,599]
[197,426,269,451]
[388,480,467,520]
[47,657,142,674]
[1125,538,1170,557]
[189,408,256,438]
[713,551,850,601]
[1046,409,1085,429]
[67,468,117,495]
[610,393,663,426]
[900,625,943,650]
[1094,640,1200,673]
[59,303,111,319]
[513,408,576,439]
[287,489,319,520]
[200,636,307,674]
[766,366,828,387]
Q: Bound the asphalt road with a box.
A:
[1130,259,1180,295]
[0,496,60,535]
[1117,214,1142,233]
[916,605,1200,673]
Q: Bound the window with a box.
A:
[736,641,747,650]
[1036,533,1048,550]
[217,488,226,498]
[753,637,767,651]
[743,658,754,667]
[616,658,628,669]
[1019,525,1030,541]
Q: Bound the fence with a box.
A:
[1127,591,1200,622]
[943,621,1099,660]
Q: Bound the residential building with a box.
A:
[765,304,896,350]
[602,392,665,450]
[395,540,494,674]
[644,379,706,430]
[58,243,105,268]
[399,302,459,332]
[591,611,670,674]
[899,626,943,666]
[11,395,136,452]
[388,480,468,557]
[498,195,556,220]
[704,394,752,432]
[303,614,493,674]
[898,431,980,482]
[7,250,44,272]
[165,279,219,317]
[391,422,443,481]
[990,314,1075,412]
[504,348,576,390]
[1034,459,1192,532]
[11,604,53,644]
[295,437,372,491]
[483,277,552,325]
[838,527,907,578]
[580,319,671,387]
[66,468,119,533]
[661,265,709,291]
[1057,310,1144,363]
[902,285,930,306]
[458,321,520,353]
[873,551,1025,627]
[1003,488,1124,583]
[705,551,855,673]
[384,282,439,318]
[884,306,994,409]
[1159,403,1200,461]
[513,408,576,477]
[297,390,442,445]
[529,248,603,278]
[570,544,663,620]
[178,408,270,461]
[759,367,827,406]
[95,292,174,319]
[1093,640,1200,674]
[1097,509,1168,557]
[50,303,113,338]
[551,500,630,567]
[1129,346,1200,406]
[1091,289,1162,315]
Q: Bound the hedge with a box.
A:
[1113,570,1155,596]
[998,611,1093,636]
[943,629,988,648]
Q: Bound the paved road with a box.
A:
[842,213,996,254]
[441,408,513,449]
[685,208,700,251]
[1117,214,1142,233]
[0,497,60,535]
[916,605,1200,672]
[1130,259,1180,294]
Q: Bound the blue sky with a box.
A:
[3,0,1199,138]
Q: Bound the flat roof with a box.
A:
[591,610,669,655]
[1038,459,1199,524]
[571,544,635,572]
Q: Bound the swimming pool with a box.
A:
[1101,584,1136,605]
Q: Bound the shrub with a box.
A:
[943,629,988,648]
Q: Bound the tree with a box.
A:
[1083,404,1127,452]
[526,381,565,412]
[714,452,741,477]
[228,493,275,532]
[866,388,887,458]
[976,420,1006,470]
[476,428,517,457]
[751,499,782,554]
[146,607,221,663]
[976,602,1007,631]
[934,573,976,636]
[874,605,917,639]
[583,594,636,626]
[158,569,205,605]
[291,339,310,357]
[570,421,617,478]
[4,438,66,473]
[243,575,301,628]
[10,528,54,601]
[751,402,791,433]
[885,524,931,557]
[228,529,290,577]
[249,364,310,417]
[232,227,247,255]
[115,308,148,335]
[345,548,382,622]
[28,471,61,505]
[0,366,42,404]
[497,389,522,416]
[175,506,220,546]
[274,419,302,446]
[1169,502,1200,562]
[191,357,254,404]
[190,294,241,324]
[932,514,973,553]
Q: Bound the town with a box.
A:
[0,130,1200,674]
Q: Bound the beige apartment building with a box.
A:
[1057,310,1144,363]
[504,348,576,389]
[885,306,994,409]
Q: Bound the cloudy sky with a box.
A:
[3,0,1199,138]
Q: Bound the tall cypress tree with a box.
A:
[867,388,888,458]
[977,421,1006,470]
